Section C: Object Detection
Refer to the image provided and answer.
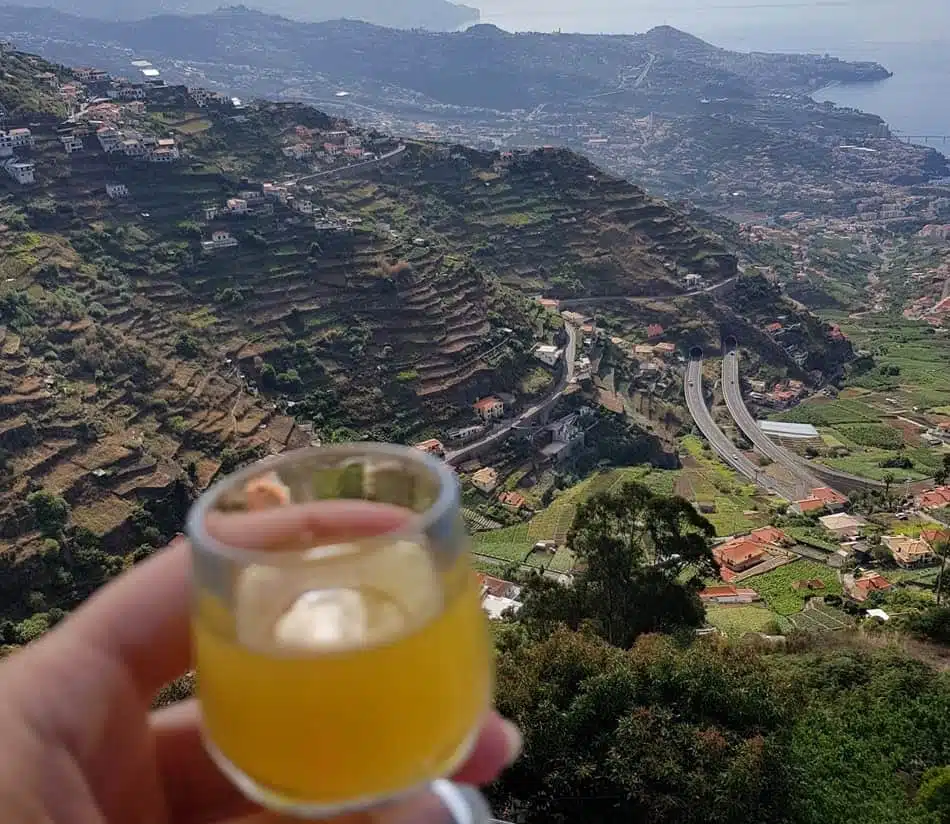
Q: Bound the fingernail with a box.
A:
[500,719,523,766]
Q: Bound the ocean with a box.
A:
[474,0,950,147]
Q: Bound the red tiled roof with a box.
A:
[852,573,891,601]
[646,324,664,339]
[473,396,503,412]
[922,529,950,547]
[795,497,825,512]
[810,486,848,505]
[715,540,766,568]
[498,491,526,509]
[920,487,950,508]
[750,526,786,545]
[700,586,758,600]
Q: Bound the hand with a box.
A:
[0,504,521,824]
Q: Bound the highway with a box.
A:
[684,355,796,500]
[722,344,886,494]
[446,322,578,466]
[721,345,818,500]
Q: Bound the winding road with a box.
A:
[685,353,797,500]
[446,322,578,466]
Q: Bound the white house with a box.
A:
[471,467,499,494]
[204,206,218,221]
[60,135,83,154]
[148,147,179,163]
[3,159,35,185]
[202,230,238,251]
[97,127,123,152]
[0,128,33,152]
[282,144,311,160]
[532,344,563,367]
[293,199,314,215]
[121,139,146,158]
[106,183,129,199]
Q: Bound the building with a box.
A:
[791,496,826,515]
[446,425,484,444]
[60,135,83,154]
[412,439,445,458]
[96,127,123,152]
[819,512,867,539]
[498,491,526,511]
[653,342,676,357]
[227,198,248,215]
[749,526,790,546]
[536,297,560,311]
[282,144,311,160]
[3,159,34,185]
[849,572,891,603]
[76,67,109,82]
[714,539,767,573]
[121,139,146,158]
[105,183,129,199]
[883,535,935,569]
[757,421,821,440]
[922,529,950,550]
[149,139,179,162]
[532,344,562,367]
[472,467,499,494]
[476,573,522,620]
[473,396,504,422]
[634,343,656,358]
[793,486,848,515]
[646,324,664,340]
[201,230,238,251]
[0,128,33,152]
[293,199,314,215]
[919,486,950,510]
[699,586,760,605]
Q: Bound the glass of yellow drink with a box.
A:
[186,443,494,819]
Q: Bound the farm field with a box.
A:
[786,600,853,632]
[471,465,676,573]
[678,436,779,536]
[743,560,842,615]
[705,605,780,637]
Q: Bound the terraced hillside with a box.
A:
[0,47,827,563]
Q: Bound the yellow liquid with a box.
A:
[194,548,492,809]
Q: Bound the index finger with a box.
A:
[62,502,416,696]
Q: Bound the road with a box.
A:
[446,322,578,466]
[290,144,407,186]
[721,346,819,500]
[556,276,736,310]
[684,355,796,499]
[722,345,886,493]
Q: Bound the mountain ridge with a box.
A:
[0,0,479,28]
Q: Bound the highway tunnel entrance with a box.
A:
[689,346,703,360]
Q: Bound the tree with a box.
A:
[489,628,788,824]
[918,767,950,822]
[935,538,950,607]
[882,471,895,502]
[518,482,715,648]
[936,455,950,486]
[26,490,70,537]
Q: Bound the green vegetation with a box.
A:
[744,560,842,615]
[705,604,780,636]
[834,422,904,449]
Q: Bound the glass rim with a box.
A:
[185,442,459,566]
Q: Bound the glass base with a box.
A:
[203,731,490,821]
